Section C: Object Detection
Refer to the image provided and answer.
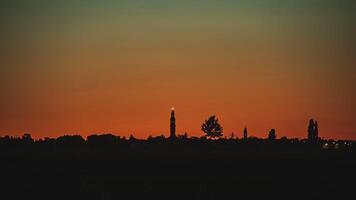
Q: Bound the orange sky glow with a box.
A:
[0,1,355,139]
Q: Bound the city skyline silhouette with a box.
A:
[0,107,353,144]
[0,106,355,140]
[0,2,355,199]
[1,1,355,140]
[0,111,354,199]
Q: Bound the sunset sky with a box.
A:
[1,0,355,139]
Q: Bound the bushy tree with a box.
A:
[201,115,223,139]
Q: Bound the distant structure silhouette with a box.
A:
[268,129,276,140]
[243,127,248,139]
[22,133,34,143]
[315,121,319,139]
[230,132,235,139]
[170,107,176,139]
[307,119,319,141]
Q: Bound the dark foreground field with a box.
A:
[1,146,355,200]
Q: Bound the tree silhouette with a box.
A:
[201,115,223,139]
[314,121,319,139]
[308,119,315,140]
[22,133,34,144]
[129,134,137,141]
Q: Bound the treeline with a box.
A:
[0,133,353,151]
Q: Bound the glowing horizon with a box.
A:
[0,1,355,140]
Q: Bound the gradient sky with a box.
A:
[1,0,355,139]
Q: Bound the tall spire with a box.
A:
[243,127,248,139]
[170,107,176,139]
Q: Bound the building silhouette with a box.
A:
[170,107,176,139]
[307,119,319,141]
[268,129,276,140]
[243,127,248,139]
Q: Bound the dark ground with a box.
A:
[1,145,355,200]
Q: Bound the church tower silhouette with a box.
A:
[170,107,176,139]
